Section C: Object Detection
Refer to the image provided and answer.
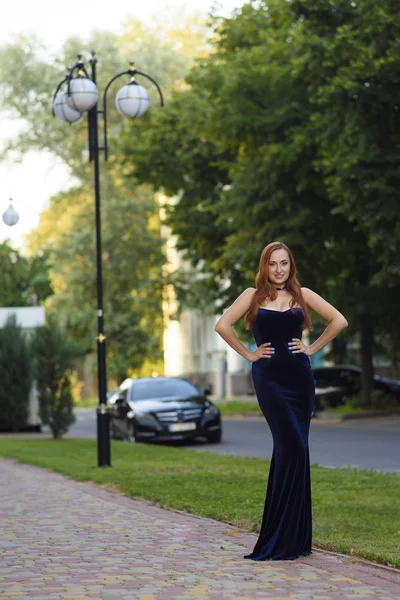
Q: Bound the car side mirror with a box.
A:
[203,387,212,397]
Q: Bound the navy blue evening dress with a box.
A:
[245,307,315,561]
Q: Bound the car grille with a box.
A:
[154,407,203,423]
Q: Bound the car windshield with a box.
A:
[132,379,201,401]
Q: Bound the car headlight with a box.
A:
[204,405,219,416]
[128,411,158,425]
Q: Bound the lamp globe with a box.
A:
[53,91,83,123]
[115,82,150,118]
[67,77,98,112]
[2,200,19,226]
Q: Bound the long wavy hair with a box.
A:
[244,242,312,330]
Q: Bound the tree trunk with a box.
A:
[359,314,374,408]
[330,336,348,364]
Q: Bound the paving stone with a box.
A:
[0,458,399,600]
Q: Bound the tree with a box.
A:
[290,0,400,403]
[291,0,400,260]
[118,0,400,406]
[0,315,32,431]
[0,241,51,307]
[32,318,78,439]
[29,180,165,382]
[0,14,210,170]
[0,13,211,381]
[0,242,30,306]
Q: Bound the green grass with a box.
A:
[74,399,263,415]
[74,398,98,408]
[0,439,398,568]
[325,404,400,416]
[216,400,261,416]
[325,404,371,414]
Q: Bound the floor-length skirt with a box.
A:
[245,355,314,560]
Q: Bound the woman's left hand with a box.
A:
[288,338,312,356]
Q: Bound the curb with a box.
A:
[314,410,400,422]
[312,546,400,574]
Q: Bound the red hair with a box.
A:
[244,242,312,330]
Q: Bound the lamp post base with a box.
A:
[96,406,111,467]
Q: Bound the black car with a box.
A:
[313,364,400,410]
[108,376,222,444]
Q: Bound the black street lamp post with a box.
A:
[53,52,164,467]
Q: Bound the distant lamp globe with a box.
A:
[2,200,19,226]
[53,91,83,123]
[67,77,98,112]
[115,82,150,118]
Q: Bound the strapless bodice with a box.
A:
[252,307,305,363]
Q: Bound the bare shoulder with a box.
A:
[242,287,256,297]
[216,287,256,327]
[301,287,326,306]
[234,287,256,308]
[301,287,316,301]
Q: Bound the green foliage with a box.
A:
[0,438,399,567]
[292,0,400,264]
[346,390,399,411]
[28,250,53,304]
[119,0,400,406]
[0,241,30,306]
[0,241,53,308]
[32,318,79,438]
[0,15,211,382]
[28,179,165,382]
[0,315,31,431]
[0,14,210,174]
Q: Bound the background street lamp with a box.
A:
[53,52,164,467]
[2,199,19,226]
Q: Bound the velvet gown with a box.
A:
[245,307,315,561]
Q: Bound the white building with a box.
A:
[160,196,254,398]
[0,306,45,330]
[164,307,254,397]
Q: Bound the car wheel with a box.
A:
[127,422,138,443]
[110,420,123,441]
[207,429,222,444]
[109,421,117,440]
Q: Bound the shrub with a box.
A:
[32,318,78,439]
[0,315,32,431]
[346,390,398,411]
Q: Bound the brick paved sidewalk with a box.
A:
[0,459,399,600]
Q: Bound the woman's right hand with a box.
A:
[249,342,275,362]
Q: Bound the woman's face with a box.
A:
[268,249,291,286]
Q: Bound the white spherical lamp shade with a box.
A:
[2,203,19,226]
[53,91,83,123]
[115,83,150,118]
[66,77,98,112]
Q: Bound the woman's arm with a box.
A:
[289,287,348,356]
[215,288,275,363]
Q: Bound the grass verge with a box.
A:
[322,404,400,416]
[215,400,261,416]
[0,438,398,568]
[74,398,98,408]
[74,399,263,416]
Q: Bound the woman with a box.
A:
[215,241,348,560]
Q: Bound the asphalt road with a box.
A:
[68,409,400,473]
